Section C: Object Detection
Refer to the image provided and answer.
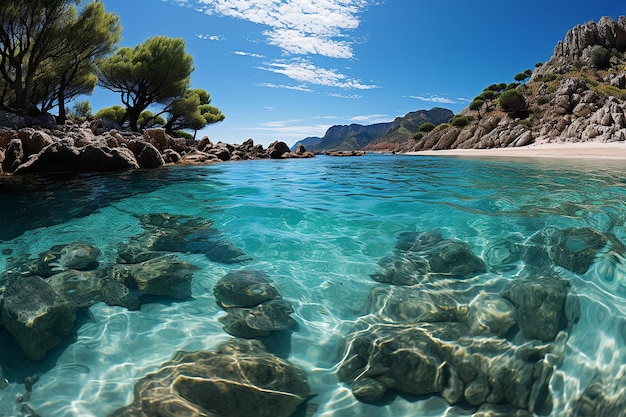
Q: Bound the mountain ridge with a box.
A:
[291,107,453,152]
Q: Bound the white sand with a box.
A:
[408,142,626,160]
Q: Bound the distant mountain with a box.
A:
[291,107,453,152]
[365,108,454,151]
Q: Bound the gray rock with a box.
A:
[573,378,626,417]
[2,138,24,173]
[13,142,139,174]
[545,227,608,274]
[47,270,104,308]
[100,275,141,310]
[127,140,164,169]
[118,213,250,265]
[1,275,77,360]
[219,299,296,338]
[337,322,552,412]
[267,141,291,159]
[26,242,100,277]
[373,231,486,285]
[110,339,310,417]
[501,275,569,342]
[213,270,281,308]
[114,255,197,299]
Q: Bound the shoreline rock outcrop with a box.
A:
[0,114,314,175]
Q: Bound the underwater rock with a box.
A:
[46,270,104,308]
[219,299,297,338]
[545,227,608,274]
[1,275,77,360]
[573,378,626,417]
[110,339,310,417]
[367,286,463,323]
[337,322,552,413]
[462,293,517,337]
[501,275,570,342]
[112,255,197,299]
[473,404,534,417]
[26,242,100,277]
[100,276,141,310]
[372,231,486,285]
[118,213,250,264]
[213,270,281,308]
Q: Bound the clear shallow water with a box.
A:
[0,154,625,416]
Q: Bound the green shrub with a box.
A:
[592,84,626,100]
[499,89,527,114]
[95,105,126,124]
[450,115,472,127]
[591,46,611,69]
[412,132,426,140]
[470,99,485,111]
[433,123,450,132]
[419,122,436,132]
[172,130,193,139]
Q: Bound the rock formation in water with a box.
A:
[398,15,626,153]
[110,339,310,417]
[0,115,314,175]
[0,212,250,360]
[336,227,600,414]
[213,270,297,353]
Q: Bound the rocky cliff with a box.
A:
[400,15,626,153]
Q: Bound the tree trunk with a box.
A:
[57,89,66,124]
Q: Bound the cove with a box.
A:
[1,153,626,417]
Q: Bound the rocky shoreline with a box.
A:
[0,112,315,176]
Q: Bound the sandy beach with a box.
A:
[407,142,626,160]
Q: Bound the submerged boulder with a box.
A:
[573,378,626,417]
[108,255,197,300]
[544,227,608,274]
[373,231,487,285]
[26,241,101,277]
[219,299,297,338]
[110,339,310,417]
[46,270,104,308]
[501,275,570,342]
[1,275,77,360]
[118,213,250,264]
[213,270,281,308]
[337,322,552,412]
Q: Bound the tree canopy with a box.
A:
[163,89,225,137]
[97,36,194,131]
[0,0,120,119]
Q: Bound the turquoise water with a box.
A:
[1,153,626,416]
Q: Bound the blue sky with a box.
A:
[90,0,625,147]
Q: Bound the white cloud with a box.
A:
[328,92,363,99]
[349,114,388,123]
[197,34,224,41]
[195,0,373,59]
[234,51,265,58]
[258,82,314,92]
[409,95,458,104]
[259,58,378,90]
